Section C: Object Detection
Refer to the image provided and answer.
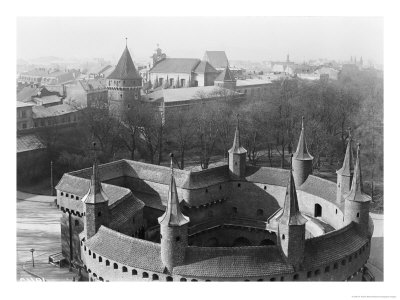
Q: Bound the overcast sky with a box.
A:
[17,17,383,64]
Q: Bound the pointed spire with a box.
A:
[125,37,128,48]
[344,144,370,202]
[215,65,235,82]
[278,154,307,225]
[158,154,189,226]
[228,114,247,154]
[82,142,109,204]
[293,116,313,160]
[337,127,354,176]
[107,45,141,80]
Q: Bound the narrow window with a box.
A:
[341,260,346,266]
[264,186,267,190]
[293,274,299,281]
[143,272,149,278]
[357,212,360,218]
[93,253,96,259]
[176,236,181,242]
[132,269,137,275]
[166,276,173,281]
[114,263,118,269]
[238,183,241,188]
[152,274,159,281]
[98,212,102,217]
[334,262,338,269]
[122,266,127,273]
[99,256,102,262]
[232,207,238,214]
[106,260,110,266]
[282,234,285,240]
[314,269,320,276]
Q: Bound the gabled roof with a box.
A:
[344,144,371,203]
[17,134,46,153]
[336,129,354,177]
[276,166,307,226]
[293,117,313,161]
[107,47,141,80]
[158,163,189,226]
[228,117,247,154]
[79,79,107,92]
[81,159,109,204]
[215,65,235,82]
[149,58,201,74]
[32,104,77,118]
[194,61,218,74]
[17,85,54,102]
[203,51,229,69]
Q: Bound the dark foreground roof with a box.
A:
[174,245,292,278]
[85,226,164,272]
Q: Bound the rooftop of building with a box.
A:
[33,95,63,105]
[79,79,107,91]
[194,61,219,74]
[20,69,48,77]
[17,101,35,108]
[32,103,77,118]
[236,78,272,87]
[203,51,229,69]
[142,86,242,104]
[149,58,201,74]
[17,134,46,153]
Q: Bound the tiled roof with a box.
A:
[181,165,230,190]
[107,47,141,80]
[17,85,53,102]
[32,104,77,118]
[149,58,200,74]
[88,65,112,75]
[194,61,218,74]
[55,174,131,206]
[298,175,337,203]
[245,166,290,186]
[293,119,313,160]
[17,101,35,108]
[33,95,62,105]
[85,226,164,272]
[79,79,107,91]
[17,134,46,153]
[203,51,229,69]
[43,71,75,83]
[143,86,241,104]
[303,223,368,269]
[132,191,164,210]
[109,195,145,228]
[173,245,293,278]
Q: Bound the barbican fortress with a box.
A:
[55,114,373,282]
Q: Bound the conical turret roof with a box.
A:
[228,115,247,154]
[293,117,313,161]
[277,156,307,225]
[337,128,354,176]
[344,144,371,203]
[158,155,189,226]
[215,65,235,82]
[81,157,109,204]
[107,46,142,80]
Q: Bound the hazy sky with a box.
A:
[17,17,383,64]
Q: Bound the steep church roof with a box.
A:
[149,58,201,74]
[203,51,229,69]
[81,157,109,204]
[293,117,313,161]
[215,65,235,82]
[158,156,190,226]
[228,116,247,154]
[277,157,307,226]
[336,128,354,176]
[194,61,218,74]
[344,144,371,203]
[107,47,141,80]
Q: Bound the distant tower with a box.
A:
[286,54,290,63]
[81,145,109,240]
[228,115,247,179]
[336,128,354,203]
[151,44,167,67]
[214,65,236,90]
[107,39,142,118]
[277,155,307,268]
[360,56,363,66]
[343,144,371,235]
[292,117,313,187]
[158,154,190,272]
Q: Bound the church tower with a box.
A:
[336,128,354,203]
[214,65,236,90]
[343,144,371,235]
[81,148,110,240]
[158,154,190,272]
[107,39,142,118]
[277,155,307,268]
[292,117,313,187]
[228,115,247,180]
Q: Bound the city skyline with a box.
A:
[17,17,383,65]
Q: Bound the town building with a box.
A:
[65,79,108,108]
[55,117,373,282]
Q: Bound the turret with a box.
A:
[81,144,109,239]
[344,144,371,235]
[336,128,354,203]
[214,65,236,90]
[277,155,307,268]
[228,115,247,180]
[158,154,190,272]
[292,117,313,187]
